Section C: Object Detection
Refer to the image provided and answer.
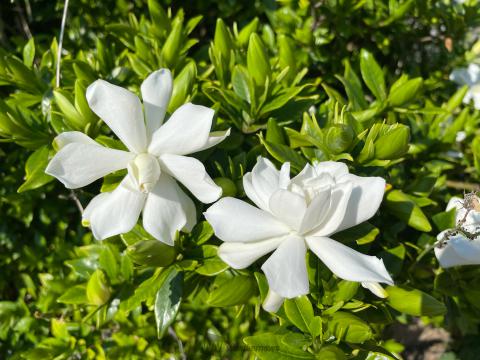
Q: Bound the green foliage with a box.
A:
[1,0,480,358]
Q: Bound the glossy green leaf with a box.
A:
[57,285,87,304]
[207,274,256,307]
[247,33,271,87]
[385,190,432,232]
[86,269,111,306]
[327,311,373,343]
[360,49,386,100]
[18,146,53,193]
[284,295,314,333]
[23,38,35,68]
[155,267,183,338]
[386,285,446,316]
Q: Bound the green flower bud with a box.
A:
[127,239,176,267]
[386,285,446,316]
[325,124,354,154]
[247,33,271,87]
[388,77,423,107]
[214,177,237,197]
[168,62,197,113]
[278,34,296,83]
[53,90,86,130]
[86,269,111,306]
[237,18,259,47]
[374,125,410,160]
[161,20,183,68]
[214,19,234,62]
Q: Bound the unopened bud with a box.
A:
[374,125,410,160]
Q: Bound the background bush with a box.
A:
[1,0,480,358]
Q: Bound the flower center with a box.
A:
[128,153,161,193]
[289,173,334,205]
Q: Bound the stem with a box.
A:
[15,2,32,39]
[56,0,70,88]
[69,190,84,213]
[446,180,480,192]
[168,326,186,360]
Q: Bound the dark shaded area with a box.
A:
[386,320,450,360]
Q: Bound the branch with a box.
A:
[168,326,186,360]
[446,180,480,192]
[56,0,70,88]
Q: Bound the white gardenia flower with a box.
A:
[204,157,393,312]
[46,69,229,244]
[435,196,480,268]
[450,63,480,109]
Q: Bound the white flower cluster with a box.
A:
[47,68,393,312]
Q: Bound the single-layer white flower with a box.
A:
[46,69,229,244]
[204,157,393,311]
[435,196,480,268]
[450,63,480,109]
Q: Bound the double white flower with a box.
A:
[205,158,393,311]
[435,196,480,268]
[46,69,229,245]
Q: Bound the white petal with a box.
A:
[435,235,480,268]
[45,142,134,189]
[447,197,466,224]
[159,154,221,203]
[435,246,467,269]
[250,157,282,212]
[204,197,289,243]
[361,282,388,298]
[194,129,231,152]
[450,67,473,86]
[299,188,331,234]
[446,237,480,261]
[306,236,393,285]
[261,235,309,298]
[54,131,97,149]
[335,174,385,232]
[268,189,306,231]
[468,63,480,83]
[435,230,480,268]
[308,182,353,237]
[86,80,147,153]
[445,196,480,230]
[82,192,109,223]
[218,236,285,269]
[148,103,214,156]
[82,177,146,240]
[262,289,285,312]
[243,172,265,210]
[278,162,291,189]
[141,69,173,137]
[142,174,196,245]
[446,197,463,212]
[471,87,480,110]
[313,161,349,180]
[291,163,315,185]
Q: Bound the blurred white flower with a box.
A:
[205,157,393,312]
[450,63,480,109]
[456,131,467,143]
[435,195,480,268]
[46,69,229,244]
